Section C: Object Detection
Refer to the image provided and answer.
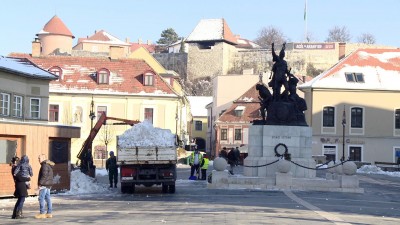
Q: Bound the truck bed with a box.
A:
[117,146,177,164]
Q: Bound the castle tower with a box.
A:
[35,15,74,56]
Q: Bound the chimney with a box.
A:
[109,46,124,60]
[31,38,41,57]
[147,40,152,45]
[338,42,346,60]
[138,38,142,44]
[125,37,130,44]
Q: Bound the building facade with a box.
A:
[299,48,400,164]
[0,57,80,196]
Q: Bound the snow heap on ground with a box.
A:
[117,120,175,148]
[357,165,400,177]
[59,170,110,195]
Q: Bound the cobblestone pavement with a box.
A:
[0,165,399,225]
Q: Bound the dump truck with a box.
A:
[117,122,177,193]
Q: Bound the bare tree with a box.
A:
[357,33,376,44]
[254,26,286,48]
[99,124,115,167]
[325,26,351,42]
[183,77,212,96]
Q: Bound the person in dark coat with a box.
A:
[106,151,118,188]
[11,156,30,219]
[35,154,54,219]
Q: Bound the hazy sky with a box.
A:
[1,0,399,56]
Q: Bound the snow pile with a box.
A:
[117,120,175,148]
[59,170,110,195]
[357,165,400,177]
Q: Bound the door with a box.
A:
[349,146,362,161]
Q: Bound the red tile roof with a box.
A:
[77,30,129,46]
[217,83,263,123]
[38,15,74,38]
[9,53,176,95]
[130,43,156,53]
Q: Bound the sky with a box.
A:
[1,0,400,56]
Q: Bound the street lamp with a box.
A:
[175,113,179,146]
[341,106,346,162]
[89,95,96,129]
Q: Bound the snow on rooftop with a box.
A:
[186,19,224,42]
[358,50,400,63]
[117,120,175,148]
[188,96,212,117]
[0,56,56,79]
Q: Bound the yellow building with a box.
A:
[187,96,212,153]
[299,48,400,164]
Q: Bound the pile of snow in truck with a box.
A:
[117,120,175,147]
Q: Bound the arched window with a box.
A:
[143,72,155,86]
[97,68,110,84]
[48,66,62,80]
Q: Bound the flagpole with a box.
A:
[304,0,308,42]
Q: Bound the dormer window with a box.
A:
[97,68,110,84]
[234,106,245,117]
[345,73,364,83]
[48,66,62,80]
[143,72,155,86]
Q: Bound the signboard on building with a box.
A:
[294,43,335,50]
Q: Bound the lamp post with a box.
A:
[89,96,96,129]
[341,106,346,162]
[87,95,96,175]
[175,113,179,146]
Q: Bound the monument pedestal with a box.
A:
[244,125,315,178]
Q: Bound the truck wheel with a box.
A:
[162,184,168,193]
[121,184,130,194]
[168,184,175,193]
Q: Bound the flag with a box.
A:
[304,0,307,21]
[342,107,346,126]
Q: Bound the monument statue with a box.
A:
[255,43,308,126]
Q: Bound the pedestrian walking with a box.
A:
[35,154,54,219]
[106,151,118,188]
[227,147,240,175]
[10,156,31,219]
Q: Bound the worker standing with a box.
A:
[106,151,118,188]
[188,149,203,180]
[200,153,209,180]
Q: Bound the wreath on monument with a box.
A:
[274,143,288,157]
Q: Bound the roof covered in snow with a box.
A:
[37,15,74,38]
[299,48,400,91]
[187,96,212,117]
[0,56,57,80]
[186,18,237,45]
[77,30,129,46]
[9,53,177,96]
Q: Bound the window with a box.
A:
[351,107,363,128]
[144,72,154,86]
[345,73,364,83]
[234,128,242,141]
[0,139,17,164]
[0,93,10,116]
[235,106,245,117]
[97,69,110,84]
[97,106,107,120]
[49,140,68,164]
[49,104,59,122]
[221,129,228,140]
[323,106,335,127]
[144,108,154,124]
[198,41,215,49]
[48,66,62,80]
[30,98,40,119]
[13,95,22,118]
[395,109,400,129]
[195,121,202,131]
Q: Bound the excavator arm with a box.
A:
[77,112,140,175]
